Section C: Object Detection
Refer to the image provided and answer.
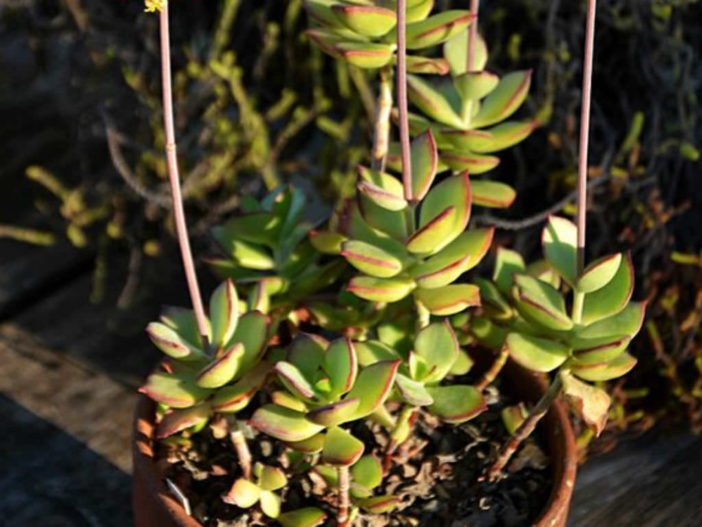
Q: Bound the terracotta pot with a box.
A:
[132,362,576,527]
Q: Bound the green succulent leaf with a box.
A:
[450,349,474,375]
[140,372,209,409]
[278,507,327,527]
[341,240,404,278]
[443,121,535,153]
[335,41,395,68]
[406,10,474,50]
[275,361,319,401]
[324,339,359,397]
[542,215,578,285]
[407,75,463,128]
[309,230,347,255]
[285,432,326,453]
[232,311,270,374]
[493,247,526,294]
[577,253,623,293]
[505,332,570,372]
[415,283,481,315]
[211,363,270,413]
[414,320,460,383]
[225,478,260,508]
[228,239,276,271]
[358,166,406,209]
[571,335,630,365]
[195,342,244,389]
[560,370,611,436]
[470,316,508,349]
[257,465,288,492]
[396,373,434,406]
[577,302,646,340]
[212,213,281,249]
[441,151,501,174]
[406,205,457,254]
[426,385,486,423]
[260,490,281,518]
[357,180,407,211]
[419,172,473,246]
[469,180,517,209]
[351,455,383,490]
[287,334,327,379]
[404,55,450,75]
[272,390,308,412]
[410,129,439,201]
[347,275,416,302]
[475,277,512,319]
[581,253,634,325]
[514,274,573,331]
[444,29,488,75]
[527,259,561,289]
[411,228,494,289]
[571,352,637,382]
[322,427,365,466]
[307,398,360,427]
[146,322,204,361]
[346,360,401,419]
[250,404,325,442]
[303,0,345,28]
[354,340,400,367]
[357,495,401,514]
[501,403,528,435]
[159,306,208,349]
[156,404,212,439]
[358,195,409,241]
[471,70,532,128]
[332,4,397,37]
[453,71,499,100]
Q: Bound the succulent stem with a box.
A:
[230,428,252,480]
[576,0,597,277]
[396,0,413,202]
[337,465,351,526]
[476,347,508,391]
[371,65,393,172]
[485,374,563,481]
[158,3,209,345]
[467,0,480,72]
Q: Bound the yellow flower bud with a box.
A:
[145,0,165,12]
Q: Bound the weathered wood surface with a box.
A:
[2,241,702,527]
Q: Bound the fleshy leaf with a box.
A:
[196,343,244,389]
[322,427,364,466]
[347,275,416,303]
[303,0,344,28]
[406,10,474,50]
[357,166,406,211]
[156,404,211,439]
[351,456,383,490]
[514,274,573,331]
[468,180,516,209]
[251,404,324,442]
[581,253,634,325]
[443,121,535,153]
[453,71,499,101]
[324,339,358,397]
[542,216,578,285]
[577,253,623,293]
[285,432,325,454]
[354,340,400,367]
[470,316,508,349]
[346,360,401,419]
[415,283,480,315]
[287,333,327,379]
[407,75,463,128]
[211,363,271,413]
[560,370,611,436]
[571,352,637,382]
[275,361,319,401]
[414,320,460,384]
[146,322,203,361]
[501,403,528,435]
[426,385,487,423]
[505,332,570,372]
[232,311,269,374]
[209,280,239,348]
[493,247,526,294]
[332,5,397,37]
[341,240,403,278]
[411,228,494,289]
[571,335,630,365]
[357,495,400,514]
[406,205,457,255]
[306,398,360,427]
[272,390,308,412]
[396,373,434,406]
[444,29,488,75]
[357,180,407,211]
[450,349,474,375]
[228,239,276,270]
[405,55,450,75]
[309,230,347,255]
[139,372,208,409]
[278,508,327,527]
[257,465,287,491]
[225,478,260,508]
[578,302,647,340]
[410,129,438,201]
[260,490,281,518]
[471,70,532,128]
[159,306,207,348]
[441,151,501,175]
[334,41,394,69]
[475,277,512,319]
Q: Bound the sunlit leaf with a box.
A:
[346,360,401,419]
[324,338,358,397]
[505,332,570,372]
[396,373,434,406]
[410,129,438,201]
[322,427,364,466]
[146,322,204,361]
[571,352,637,382]
[156,404,211,439]
[542,215,578,285]
[341,240,404,278]
[278,507,327,527]
[140,372,209,409]
[415,283,480,315]
[426,385,486,423]
[332,4,397,37]
[472,70,532,128]
[514,274,573,331]
[406,10,474,50]
[560,370,611,436]
[581,253,634,325]
[414,320,459,383]
[251,404,325,442]
[577,253,622,293]
[347,275,416,302]
[196,342,244,388]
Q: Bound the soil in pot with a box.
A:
[156,387,552,527]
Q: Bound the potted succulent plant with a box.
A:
[132,0,642,526]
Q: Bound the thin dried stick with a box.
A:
[158,3,209,344]
[371,65,393,172]
[475,346,508,391]
[337,466,351,526]
[396,0,413,202]
[230,428,252,479]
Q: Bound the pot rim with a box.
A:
[132,364,577,527]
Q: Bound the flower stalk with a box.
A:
[396,0,413,202]
[158,2,209,345]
